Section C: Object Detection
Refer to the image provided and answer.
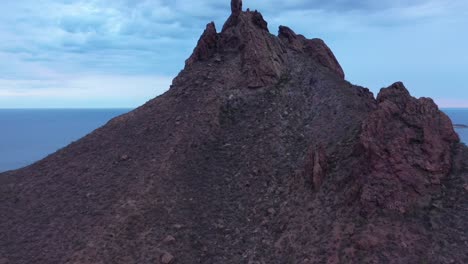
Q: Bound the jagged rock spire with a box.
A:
[231,0,242,15]
[185,22,218,67]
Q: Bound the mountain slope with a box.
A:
[1,1,467,263]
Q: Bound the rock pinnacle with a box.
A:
[231,0,242,15]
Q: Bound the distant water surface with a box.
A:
[0,109,131,173]
[0,108,466,173]
[442,108,468,145]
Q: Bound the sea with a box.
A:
[0,108,467,173]
[0,109,131,173]
[443,108,468,145]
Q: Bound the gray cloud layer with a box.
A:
[0,0,467,107]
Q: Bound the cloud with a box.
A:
[0,74,172,108]
[0,0,201,74]
[0,0,467,108]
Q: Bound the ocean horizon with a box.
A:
[0,108,467,173]
[0,108,131,173]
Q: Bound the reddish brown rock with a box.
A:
[161,252,174,264]
[163,235,176,243]
[303,145,328,190]
[220,9,285,88]
[185,22,218,67]
[358,82,459,213]
[231,0,242,16]
[278,26,303,51]
[303,38,345,79]
[279,25,345,79]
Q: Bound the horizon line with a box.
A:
[0,107,467,110]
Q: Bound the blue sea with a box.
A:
[0,109,131,173]
[0,108,466,173]
[443,108,468,145]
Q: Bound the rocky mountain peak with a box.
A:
[186,0,345,88]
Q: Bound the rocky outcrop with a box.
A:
[358,82,459,213]
[185,22,218,67]
[221,9,285,88]
[231,0,242,16]
[1,1,466,264]
[187,1,343,88]
[278,26,303,51]
[279,25,345,79]
[186,1,284,89]
[303,145,328,191]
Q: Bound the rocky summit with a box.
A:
[1,1,467,263]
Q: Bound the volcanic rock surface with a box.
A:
[1,1,467,263]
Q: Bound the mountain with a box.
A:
[1,1,467,263]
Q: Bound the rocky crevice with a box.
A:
[302,145,328,191]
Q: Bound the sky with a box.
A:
[0,0,467,108]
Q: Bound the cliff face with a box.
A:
[359,82,459,213]
[1,1,467,263]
